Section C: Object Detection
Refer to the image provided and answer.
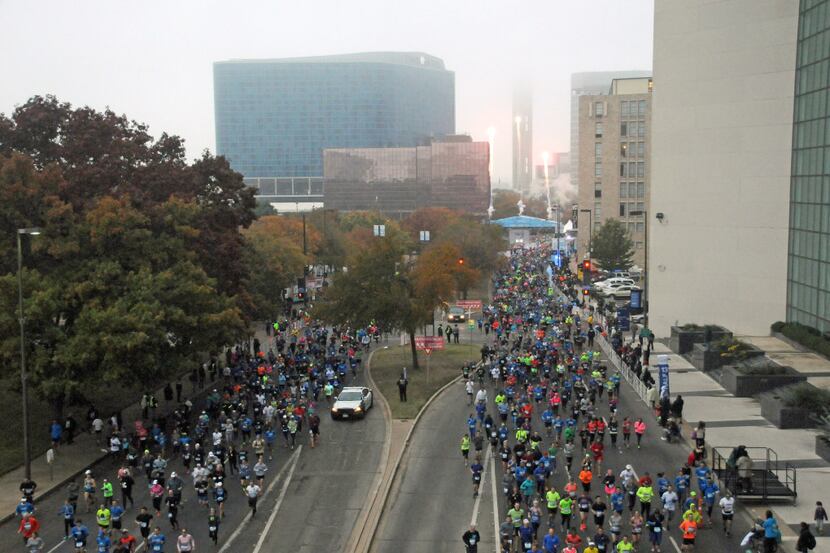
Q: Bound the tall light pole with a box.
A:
[17,226,42,480]
[487,126,496,219]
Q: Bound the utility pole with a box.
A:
[302,212,307,256]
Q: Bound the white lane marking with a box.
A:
[46,539,65,553]
[668,535,681,552]
[218,446,302,553]
[251,445,303,553]
[470,446,492,527]
[490,446,500,553]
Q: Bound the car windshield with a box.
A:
[338,391,363,401]
[450,307,464,314]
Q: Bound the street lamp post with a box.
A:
[17,227,42,481]
[579,209,592,262]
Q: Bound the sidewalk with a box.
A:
[628,339,828,550]
[0,361,225,522]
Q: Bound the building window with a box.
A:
[621,143,628,158]
[620,122,628,137]
[620,182,628,198]
[636,222,645,233]
[595,123,603,137]
[619,203,626,217]
[620,163,627,177]
[621,101,629,117]
[637,181,645,198]
[595,102,605,117]
[638,142,645,158]
[638,121,646,137]
[594,202,602,219]
[639,100,647,116]
[637,162,645,177]
[595,190,602,198]
[595,142,602,158]
[595,162,602,177]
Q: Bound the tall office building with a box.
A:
[323,136,490,218]
[649,1,799,337]
[786,0,830,331]
[512,85,533,195]
[577,77,652,269]
[213,52,455,205]
[570,71,651,192]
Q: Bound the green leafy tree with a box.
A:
[591,218,635,271]
[314,238,431,368]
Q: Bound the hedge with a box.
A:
[771,321,830,358]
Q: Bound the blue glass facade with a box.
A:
[787,0,830,330]
[213,52,455,178]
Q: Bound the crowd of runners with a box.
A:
[15,315,380,553]
[459,244,789,553]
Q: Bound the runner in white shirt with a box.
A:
[465,380,474,405]
[245,483,261,517]
[718,490,735,537]
[661,485,679,522]
[475,388,488,404]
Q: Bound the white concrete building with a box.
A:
[648,0,799,337]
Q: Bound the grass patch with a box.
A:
[370,343,478,419]
[779,383,830,411]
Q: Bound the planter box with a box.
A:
[719,365,806,397]
[669,325,732,355]
[689,341,764,372]
[817,436,830,463]
[760,388,817,429]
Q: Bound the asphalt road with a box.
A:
[374,378,498,553]
[376,345,752,553]
[2,367,386,553]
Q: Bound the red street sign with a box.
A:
[423,348,432,356]
[415,336,445,351]
[456,300,482,311]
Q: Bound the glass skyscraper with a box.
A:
[213,52,455,181]
[787,0,830,330]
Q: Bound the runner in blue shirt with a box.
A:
[96,528,111,553]
[148,527,166,552]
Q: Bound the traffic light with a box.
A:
[582,288,590,296]
[582,259,591,284]
[458,257,465,265]
[583,259,591,272]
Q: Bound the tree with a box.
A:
[591,218,635,271]
[241,215,320,321]
[0,100,253,417]
[0,96,257,304]
[314,238,423,368]
[401,207,461,242]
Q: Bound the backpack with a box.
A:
[805,532,817,549]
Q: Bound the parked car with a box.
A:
[604,285,640,299]
[331,387,374,419]
[595,277,635,290]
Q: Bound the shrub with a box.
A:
[775,322,830,359]
[734,365,789,376]
[715,338,756,360]
[779,383,830,412]
[771,321,785,333]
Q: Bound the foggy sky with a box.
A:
[0,0,653,182]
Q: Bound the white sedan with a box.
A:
[331,386,374,419]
